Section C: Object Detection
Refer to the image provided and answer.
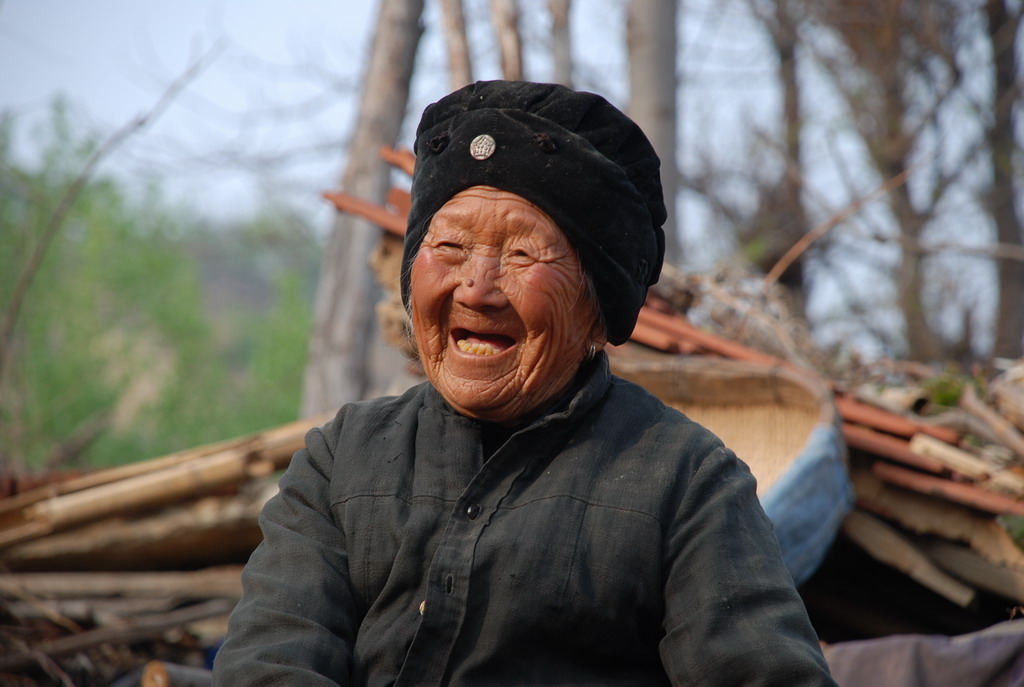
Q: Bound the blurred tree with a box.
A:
[550,0,574,86]
[742,0,813,319]
[441,0,475,89]
[985,0,1024,360]
[628,0,681,266]
[814,0,967,361]
[0,104,318,470]
[672,0,1024,364]
[300,0,425,416]
[491,0,525,80]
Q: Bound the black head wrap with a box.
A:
[401,80,666,345]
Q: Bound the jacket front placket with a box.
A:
[393,411,558,685]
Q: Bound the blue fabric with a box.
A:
[760,423,854,586]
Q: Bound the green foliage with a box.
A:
[0,101,320,470]
[920,365,968,408]
[741,236,770,265]
[918,364,986,411]
[999,515,1024,554]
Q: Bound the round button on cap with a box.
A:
[469,134,496,160]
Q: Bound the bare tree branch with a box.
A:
[898,239,1024,264]
[764,166,914,287]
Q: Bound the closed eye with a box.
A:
[506,248,533,263]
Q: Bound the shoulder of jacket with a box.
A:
[605,374,726,452]
[310,382,431,448]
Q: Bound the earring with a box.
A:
[586,343,596,360]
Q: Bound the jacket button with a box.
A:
[466,504,481,520]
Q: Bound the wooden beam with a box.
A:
[378,146,415,176]
[634,307,787,368]
[841,509,976,607]
[0,414,329,552]
[843,424,946,473]
[872,461,1024,516]
[834,393,960,444]
[960,383,1024,460]
[323,190,406,236]
[0,598,234,673]
[910,433,1024,496]
[0,567,243,599]
[991,372,1024,433]
[921,538,1024,603]
[386,187,412,219]
[851,465,1024,570]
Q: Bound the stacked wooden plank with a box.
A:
[628,299,1024,610]
[0,413,331,683]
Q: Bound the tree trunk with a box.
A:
[549,0,573,86]
[743,0,811,318]
[986,0,1024,360]
[441,0,473,90]
[770,0,810,317]
[627,0,680,266]
[300,0,424,416]
[491,0,524,80]
[894,186,944,362]
[808,0,977,361]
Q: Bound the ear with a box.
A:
[589,315,609,351]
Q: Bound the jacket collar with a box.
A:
[423,352,612,433]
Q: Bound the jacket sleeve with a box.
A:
[658,444,838,686]
[213,418,357,686]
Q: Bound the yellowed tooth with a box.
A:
[457,339,496,355]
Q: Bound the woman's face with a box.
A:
[410,186,605,425]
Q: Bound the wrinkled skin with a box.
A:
[410,186,606,426]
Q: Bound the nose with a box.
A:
[454,255,507,310]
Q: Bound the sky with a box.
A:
[0,0,775,230]
[0,0,790,259]
[2,0,957,357]
[0,0,380,224]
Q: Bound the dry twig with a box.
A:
[763,167,914,287]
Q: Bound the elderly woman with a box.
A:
[213,81,836,686]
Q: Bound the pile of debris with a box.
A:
[0,414,330,685]
[2,301,1022,682]
[2,147,1023,684]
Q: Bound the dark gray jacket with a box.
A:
[213,354,836,686]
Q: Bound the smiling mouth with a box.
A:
[453,328,516,356]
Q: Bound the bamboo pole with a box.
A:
[0,413,332,551]
[960,384,1024,461]
[0,567,244,599]
[910,433,1024,496]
